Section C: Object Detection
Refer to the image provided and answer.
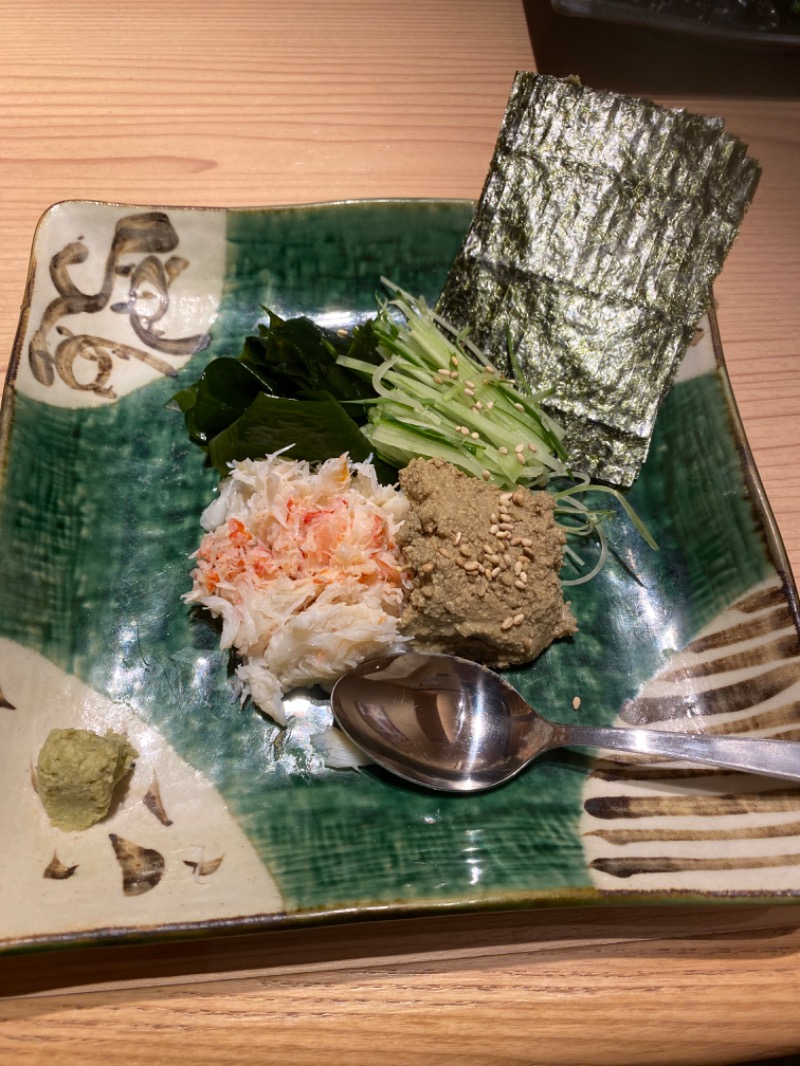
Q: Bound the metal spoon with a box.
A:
[331,650,800,793]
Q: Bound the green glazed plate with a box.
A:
[2,199,800,955]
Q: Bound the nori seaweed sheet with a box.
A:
[437,74,761,486]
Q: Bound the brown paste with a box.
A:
[398,459,577,669]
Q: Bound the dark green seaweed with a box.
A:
[206,391,388,477]
[172,312,395,480]
[437,73,761,487]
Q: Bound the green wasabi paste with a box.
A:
[36,728,138,831]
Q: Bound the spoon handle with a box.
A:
[559,724,800,782]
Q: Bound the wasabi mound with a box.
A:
[36,728,138,831]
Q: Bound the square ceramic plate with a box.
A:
[2,199,800,956]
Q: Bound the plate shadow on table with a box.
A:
[523,0,800,98]
[1,903,799,1003]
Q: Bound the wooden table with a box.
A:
[2,2,799,1062]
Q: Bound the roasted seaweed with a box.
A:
[437,73,761,486]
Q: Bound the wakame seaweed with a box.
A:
[172,311,395,480]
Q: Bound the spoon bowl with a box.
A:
[331,651,800,793]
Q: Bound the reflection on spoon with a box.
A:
[331,651,800,793]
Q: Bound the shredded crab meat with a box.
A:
[186,453,411,724]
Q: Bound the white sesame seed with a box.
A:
[489,524,499,534]
[501,616,514,631]
[514,560,523,575]
[464,560,479,572]
[510,536,522,546]
[451,355,459,368]
[521,537,533,547]
[486,400,494,410]
[454,531,463,546]
[465,380,476,390]
[475,401,483,410]
[517,453,526,465]
[513,402,524,411]
[528,442,538,452]
[491,566,501,579]
[515,442,525,453]
[572,696,582,711]
[459,544,472,558]
[420,562,435,573]
[433,375,444,385]
[470,431,479,440]
[498,446,509,455]
[519,571,528,585]
[514,580,526,590]
[482,470,491,481]
[513,613,525,626]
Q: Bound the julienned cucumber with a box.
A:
[339,281,570,491]
[340,283,657,580]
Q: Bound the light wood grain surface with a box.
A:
[2,1,800,1063]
